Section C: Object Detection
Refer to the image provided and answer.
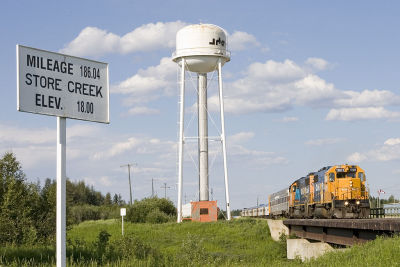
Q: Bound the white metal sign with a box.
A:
[17,45,109,123]
[120,208,126,236]
[120,208,126,216]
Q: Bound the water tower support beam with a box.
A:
[177,58,186,223]
[198,73,209,201]
[218,58,231,220]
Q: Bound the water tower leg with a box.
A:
[218,59,231,220]
[198,73,209,201]
[177,58,186,223]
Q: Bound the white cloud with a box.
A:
[67,124,100,141]
[347,152,368,163]
[93,136,175,160]
[384,138,400,146]
[62,23,400,123]
[8,145,55,170]
[93,137,141,159]
[280,117,299,122]
[326,107,400,121]
[229,144,288,166]
[60,21,187,57]
[0,123,54,145]
[126,106,160,116]
[294,74,337,106]
[60,27,120,57]
[305,57,330,71]
[347,138,400,163]
[205,58,400,118]
[305,138,345,146]
[61,22,267,58]
[229,31,260,51]
[206,59,339,114]
[100,176,113,187]
[112,57,177,106]
[228,132,255,144]
[110,55,400,122]
[334,89,400,108]
[0,123,103,169]
[246,59,305,82]
[226,132,287,166]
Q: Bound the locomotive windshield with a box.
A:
[347,172,356,178]
[336,171,356,178]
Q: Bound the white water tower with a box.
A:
[172,24,231,222]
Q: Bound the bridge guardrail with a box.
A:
[370,208,385,218]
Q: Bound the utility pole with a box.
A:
[121,163,136,205]
[161,183,170,199]
[152,178,154,197]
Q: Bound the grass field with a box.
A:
[1,218,400,266]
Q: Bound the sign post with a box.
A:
[56,117,66,266]
[120,208,126,236]
[17,45,109,267]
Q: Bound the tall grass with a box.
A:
[1,218,288,266]
[304,235,400,267]
[2,218,400,266]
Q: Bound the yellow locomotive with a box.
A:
[267,165,370,219]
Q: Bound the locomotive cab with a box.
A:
[325,165,370,218]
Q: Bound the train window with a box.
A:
[305,178,310,185]
[329,173,335,182]
[348,172,356,178]
[314,175,319,183]
[358,172,365,181]
[292,186,296,192]
[337,172,346,178]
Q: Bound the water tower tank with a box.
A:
[172,24,230,73]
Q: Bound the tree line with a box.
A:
[0,152,125,245]
[369,195,399,208]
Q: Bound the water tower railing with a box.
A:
[172,47,231,59]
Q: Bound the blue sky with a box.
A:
[1,1,400,209]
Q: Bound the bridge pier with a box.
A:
[266,219,289,241]
[287,238,334,261]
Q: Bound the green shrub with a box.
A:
[126,197,176,223]
[146,208,170,224]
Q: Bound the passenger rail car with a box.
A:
[242,164,370,219]
[269,188,289,217]
[241,204,269,218]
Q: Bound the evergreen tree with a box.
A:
[104,192,112,206]
[113,193,124,205]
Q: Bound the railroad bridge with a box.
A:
[283,218,400,246]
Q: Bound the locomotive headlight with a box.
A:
[344,201,349,206]
[356,200,360,205]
